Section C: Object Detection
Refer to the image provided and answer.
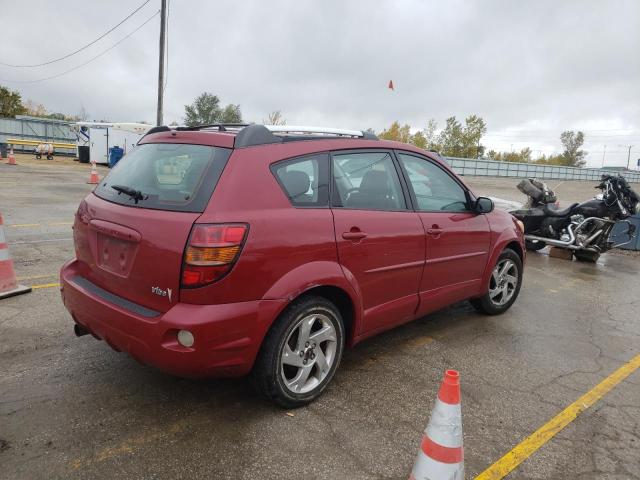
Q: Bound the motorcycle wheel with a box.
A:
[525,240,546,251]
[574,250,600,263]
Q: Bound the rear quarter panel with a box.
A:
[180,145,359,308]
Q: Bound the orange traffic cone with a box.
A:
[408,370,464,480]
[0,213,32,299]
[87,160,99,184]
[7,147,16,165]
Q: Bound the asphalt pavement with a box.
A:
[1,155,639,479]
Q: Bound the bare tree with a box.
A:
[264,110,286,125]
[78,105,89,121]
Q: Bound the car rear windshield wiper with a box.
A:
[111,184,148,204]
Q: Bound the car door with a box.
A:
[330,150,425,336]
[396,152,491,315]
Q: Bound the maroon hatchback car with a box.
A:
[61,124,525,407]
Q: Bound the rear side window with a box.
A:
[272,154,329,207]
[95,143,231,213]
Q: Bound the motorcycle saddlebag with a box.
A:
[517,178,557,204]
[518,179,544,201]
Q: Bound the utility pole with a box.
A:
[601,144,606,168]
[619,145,633,170]
[156,0,167,126]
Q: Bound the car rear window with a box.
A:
[94,143,231,213]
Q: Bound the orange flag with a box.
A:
[388,80,394,91]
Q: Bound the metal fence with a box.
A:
[0,116,76,155]
[444,157,640,183]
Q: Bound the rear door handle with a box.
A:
[427,228,443,235]
[342,231,368,240]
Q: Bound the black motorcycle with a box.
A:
[510,175,640,262]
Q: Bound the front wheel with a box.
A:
[471,248,523,315]
[250,295,345,408]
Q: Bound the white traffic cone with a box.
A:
[87,159,99,184]
[409,369,464,480]
[0,213,32,299]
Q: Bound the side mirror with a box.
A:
[475,197,494,214]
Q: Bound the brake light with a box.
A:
[181,224,248,288]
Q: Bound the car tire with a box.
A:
[574,250,600,263]
[470,248,523,315]
[250,295,345,408]
[525,239,546,251]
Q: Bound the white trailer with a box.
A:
[71,122,150,165]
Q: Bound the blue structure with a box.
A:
[108,146,124,168]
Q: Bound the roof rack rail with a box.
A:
[234,124,378,148]
[264,125,375,138]
[145,125,171,135]
[176,123,250,132]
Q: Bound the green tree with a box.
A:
[423,119,439,150]
[559,130,586,167]
[221,104,242,123]
[436,115,487,157]
[0,85,26,117]
[47,112,67,121]
[535,154,567,166]
[411,130,427,149]
[437,117,464,156]
[461,115,487,158]
[489,148,532,163]
[378,121,412,143]
[184,92,243,126]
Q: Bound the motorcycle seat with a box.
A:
[543,202,579,217]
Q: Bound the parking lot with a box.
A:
[1,155,639,479]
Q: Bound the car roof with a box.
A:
[138,124,444,160]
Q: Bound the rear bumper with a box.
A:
[60,259,286,378]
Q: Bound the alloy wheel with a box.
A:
[280,313,338,394]
[488,259,518,306]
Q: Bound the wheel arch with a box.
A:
[297,285,356,346]
[505,240,524,262]
[261,261,362,347]
[481,231,525,292]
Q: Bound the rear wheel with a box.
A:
[471,248,523,315]
[250,295,344,408]
[574,250,600,263]
[525,239,546,251]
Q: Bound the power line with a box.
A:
[0,0,151,68]
[0,11,159,84]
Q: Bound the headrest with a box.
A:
[360,170,389,193]
[280,170,311,199]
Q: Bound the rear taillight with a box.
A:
[181,223,248,288]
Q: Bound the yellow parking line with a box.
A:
[69,420,187,469]
[31,282,61,290]
[7,221,73,228]
[17,273,57,281]
[475,354,640,479]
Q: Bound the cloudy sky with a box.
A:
[1,0,639,168]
